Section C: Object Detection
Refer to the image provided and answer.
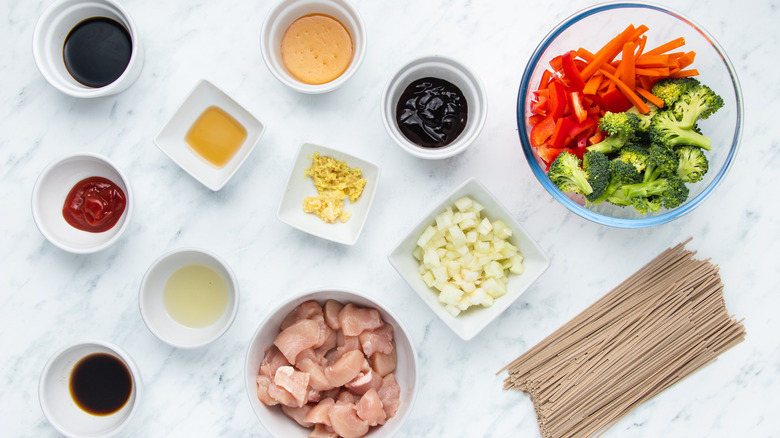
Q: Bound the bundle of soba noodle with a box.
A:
[499,240,745,438]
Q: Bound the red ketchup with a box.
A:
[62,176,127,233]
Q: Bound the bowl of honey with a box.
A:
[154,80,265,191]
[39,340,142,437]
[139,248,239,349]
[260,0,366,93]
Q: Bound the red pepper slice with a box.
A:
[547,80,567,120]
[528,114,544,127]
[538,70,553,90]
[550,117,575,148]
[569,91,588,123]
[569,116,597,140]
[561,51,586,91]
[601,87,633,113]
[530,114,556,146]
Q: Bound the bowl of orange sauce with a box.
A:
[260,0,366,93]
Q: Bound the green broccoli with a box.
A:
[583,151,611,202]
[651,77,699,107]
[616,144,650,173]
[649,110,712,150]
[590,159,642,205]
[626,102,659,140]
[548,151,593,196]
[644,144,678,182]
[606,175,690,210]
[671,82,724,129]
[676,146,709,183]
[586,111,640,154]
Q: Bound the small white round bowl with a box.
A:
[32,0,144,98]
[260,0,366,94]
[39,340,142,438]
[139,248,239,349]
[245,288,419,438]
[31,153,133,254]
[381,55,488,159]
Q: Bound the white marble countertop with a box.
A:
[1,0,778,436]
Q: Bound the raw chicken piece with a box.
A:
[346,367,383,396]
[315,328,338,359]
[356,388,387,426]
[323,300,344,330]
[334,331,361,362]
[369,349,397,377]
[274,319,321,365]
[378,373,401,419]
[268,380,300,407]
[329,401,370,438]
[259,346,291,378]
[256,375,279,406]
[297,357,333,391]
[274,366,310,407]
[336,389,359,404]
[338,304,383,336]
[358,323,394,357]
[280,300,324,330]
[303,397,335,426]
[309,423,338,438]
[324,350,364,387]
[282,404,314,428]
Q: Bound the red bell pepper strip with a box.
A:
[601,87,633,113]
[550,117,574,149]
[530,115,556,147]
[569,91,588,123]
[547,80,567,120]
[561,51,586,91]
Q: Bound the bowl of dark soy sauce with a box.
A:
[39,340,142,437]
[381,56,487,159]
[33,0,144,98]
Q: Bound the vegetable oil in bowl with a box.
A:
[185,106,247,168]
[163,263,229,327]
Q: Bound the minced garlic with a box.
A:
[302,152,366,223]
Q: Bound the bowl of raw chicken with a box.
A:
[244,288,418,437]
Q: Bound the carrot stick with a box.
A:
[599,69,650,113]
[677,51,696,69]
[636,55,669,68]
[577,48,595,61]
[635,35,648,58]
[635,67,670,77]
[579,24,636,80]
[636,87,665,108]
[583,73,603,95]
[627,24,649,42]
[622,41,636,91]
[671,69,699,78]
[644,37,686,56]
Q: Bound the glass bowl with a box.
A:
[517,1,743,228]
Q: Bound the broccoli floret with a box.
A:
[616,144,650,173]
[672,82,725,129]
[606,175,690,210]
[590,160,642,205]
[651,77,699,107]
[586,111,640,154]
[583,151,611,202]
[627,102,659,136]
[548,151,593,196]
[644,144,678,182]
[676,146,709,183]
[649,110,712,150]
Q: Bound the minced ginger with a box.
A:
[302,152,366,223]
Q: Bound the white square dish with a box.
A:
[277,142,380,245]
[388,177,550,340]
[154,79,264,191]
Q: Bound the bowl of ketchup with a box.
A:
[32,153,133,253]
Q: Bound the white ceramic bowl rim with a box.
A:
[244,287,419,437]
[139,247,239,349]
[32,0,144,98]
[31,152,134,254]
[260,0,367,94]
[516,1,743,228]
[39,340,142,438]
[381,55,488,160]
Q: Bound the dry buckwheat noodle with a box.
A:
[498,240,745,438]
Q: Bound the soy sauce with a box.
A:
[63,17,132,88]
[396,77,468,148]
[69,353,132,415]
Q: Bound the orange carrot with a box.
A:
[583,73,603,95]
[635,35,648,57]
[599,69,650,113]
[622,41,637,91]
[636,87,664,108]
[677,51,696,69]
[644,37,686,56]
[579,24,636,80]
[671,69,699,78]
[635,55,669,68]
